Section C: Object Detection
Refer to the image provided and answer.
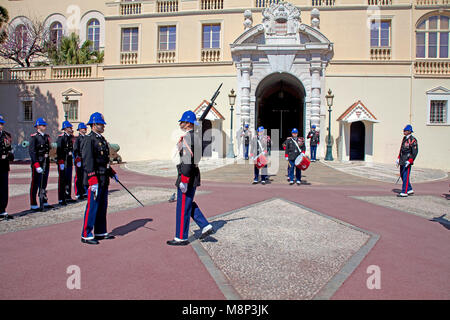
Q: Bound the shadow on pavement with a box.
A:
[111,218,154,236]
[193,216,247,243]
[430,215,450,231]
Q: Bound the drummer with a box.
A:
[285,128,306,185]
[249,126,269,185]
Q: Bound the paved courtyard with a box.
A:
[0,158,449,300]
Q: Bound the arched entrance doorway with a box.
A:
[255,73,306,149]
[350,121,365,160]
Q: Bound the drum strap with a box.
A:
[291,138,303,154]
[257,139,265,155]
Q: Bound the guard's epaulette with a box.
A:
[30,133,37,137]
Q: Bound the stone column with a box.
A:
[310,64,322,129]
[240,61,252,128]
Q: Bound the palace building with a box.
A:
[0,0,449,170]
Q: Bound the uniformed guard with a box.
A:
[285,128,306,185]
[167,110,213,246]
[240,123,251,160]
[0,115,14,219]
[396,124,418,197]
[73,122,88,200]
[80,112,117,245]
[29,117,53,211]
[56,120,76,205]
[307,125,320,162]
[249,126,269,185]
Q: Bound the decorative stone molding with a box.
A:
[243,10,253,31]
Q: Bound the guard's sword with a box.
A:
[115,178,145,207]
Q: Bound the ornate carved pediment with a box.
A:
[338,101,379,123]
[262,1,301,36]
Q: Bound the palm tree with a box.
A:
[44,32,103,66]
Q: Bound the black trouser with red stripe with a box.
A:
[400,165,413,194]
[74,165,86,198]
[58,163,73,202]
[81,185,108,240]
[0,171,8,213]
[30,162,50,206]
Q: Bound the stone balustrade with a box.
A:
[368,0,392,5]
[120,1,142,15]
[414,60,450,75]
[416,0,449,5]
[1,65,102,81]
[157,0,179,13]
[157,50,176,63]
[200,0,224,10]
[201,48,221,62]
[370,47,391,60]
[311,0,335,6]
[255,0,280,8]
[120,52,139,65]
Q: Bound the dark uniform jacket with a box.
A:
[73,134,86,161]
[398,135,418,165]
[176,129,201,188]
[29,132,51,169]
[56,133,74,166]
[241,129,251,145]
[0,130,13,172]
[307,130,320,146]
[249,135,269,158]
[286,137,306,161]
[81,132,114,187]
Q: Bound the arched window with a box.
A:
[50,22,63,48]
[87,19,100,51]
[416,14,449,59]
[14,24,28,57]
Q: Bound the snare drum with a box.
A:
[295,154,310,170]
[255,154,268,169]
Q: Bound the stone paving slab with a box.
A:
[9,183,57,197]
[0,186,186,235]
[125,158,235,177]
[322,161,448,184]
[197,198,371,300]
[353,195,450,221]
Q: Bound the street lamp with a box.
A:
[227,89,236,158]
[62,96,70,121]
[325,89,334,161]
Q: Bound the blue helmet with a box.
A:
[77,122,87,130]
[87,112,106,125]
[257,126,264,132]
[179,110,199,126]
[311,124,316,129]
[61,120,73,130]
[244,124,249,128]
[34,117,47,127]
[292,128,298,134]
[0,115,5,124]
[403,124,413,132]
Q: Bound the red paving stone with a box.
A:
[0,164,449,299]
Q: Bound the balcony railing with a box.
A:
[311,0,335,6]
[414,60,450,75]
[1,65,102,81]
[255,0,280,7]
[120,1,142,15]
[368,0,392,5]
[416,0,449,5]
[201,48,221,62]
[157,50,176,63]
[200,0,223,10]
[157,0,179,13]
[120,52,138,64]
[370,47,391,60]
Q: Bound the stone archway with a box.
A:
[231,3,333,157]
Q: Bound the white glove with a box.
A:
[179,182,187,193]
[90,184,98,197]
[59,164,65,171]
[36,167,43,174]
[405,161,410,168]
[76,161,82,168]
[285,157,289,161]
